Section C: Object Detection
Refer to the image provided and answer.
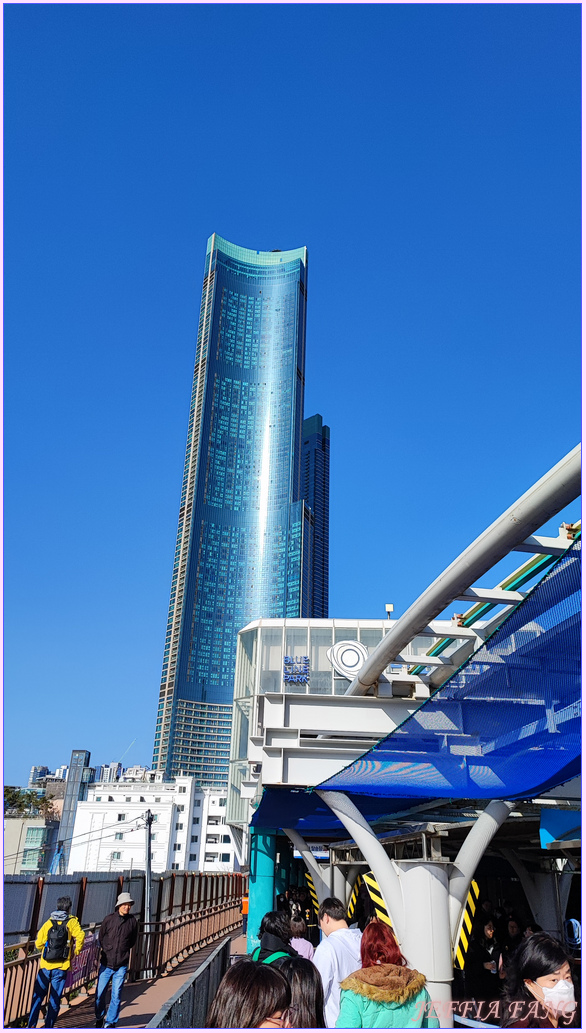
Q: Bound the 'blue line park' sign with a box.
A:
[283,655,310,684]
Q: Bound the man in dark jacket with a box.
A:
[95,893,138,1028]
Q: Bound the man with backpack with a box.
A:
[27,895,85,1028]
[94,892,138,1028]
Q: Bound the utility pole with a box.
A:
[144,810,154,977]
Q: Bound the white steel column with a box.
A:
[318,790,453,1023]
[316,791,405,936]
[448,801,513,940]
[500,848,575,938]
[283,828,330,903]
[331,865,347,902]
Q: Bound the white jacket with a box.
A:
[313,928,363,1027]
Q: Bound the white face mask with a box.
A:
[539,979,576,1016]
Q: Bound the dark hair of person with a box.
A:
[206,958,291,1028]
[501,933,572,1026]
[279,956,326,1028]
[473,915,497,946]
[56,896,72,912]
[360,919,405,968]
[317,897,347,923]
[259,909,292,944]
[290,916,308,938]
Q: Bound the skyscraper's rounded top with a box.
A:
[207,233,307,267]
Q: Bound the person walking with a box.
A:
[27,895,85,1028]
[95,892,138,1029]
[251,911,299,969]
[290,916,315,960]
[241,892,249,937]
[465,917,502,1004]
[312,897,362,1027]
[335,919,439,1028]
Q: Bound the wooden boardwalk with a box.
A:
[50,931,247,1029]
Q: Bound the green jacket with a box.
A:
[336,963,440,1028]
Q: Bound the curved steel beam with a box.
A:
[346,443,581,695]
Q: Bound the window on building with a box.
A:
[219,798,226,807]
[173,843,181,851]
[221,853,230,862]
[178,786,186,794]
[208,818,220,826]
[115,833,123,841]
[194,800,201,808]
[175,823,183,830]
[21,849,41,869]
[96,796,102,802]
[189,853,197,861]
[205,853,216,862]
[152,814,159,822]
[140,796,145,802]
[191,835,198,843]
[222,835,230,843]
[155,797,161,803]
[171,863,179,870]
[112,852,121,860]
[108,796,114,802]
[193,817,200,825]
[177,805,184,812]
[125,797,131,802]
[117,814,125,822]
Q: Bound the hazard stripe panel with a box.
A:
[346,873,363,921]
[363,872,393,927]
[454,879,479,969]
[305,872,320,916]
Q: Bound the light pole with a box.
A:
[144,810,154,977]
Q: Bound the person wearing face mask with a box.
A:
[501,933,577,1027]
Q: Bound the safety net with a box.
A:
[251,538,580,833]
[320,538,581,798]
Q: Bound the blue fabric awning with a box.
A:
[251,539,580,834]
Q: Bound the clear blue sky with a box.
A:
[4,3,581,785]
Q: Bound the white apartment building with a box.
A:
[67,775,236,875]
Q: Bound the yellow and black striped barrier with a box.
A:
[305,872,320,916]
[346,873,363,923]
[363,872,393,927]
[454,879,479,969]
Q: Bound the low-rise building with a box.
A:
[67,776,235,874]
[4,817,59,875]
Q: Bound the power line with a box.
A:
[4,815,147,865]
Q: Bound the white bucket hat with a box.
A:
[115,892,134,908]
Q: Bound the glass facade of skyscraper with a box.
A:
[153,235,329,783]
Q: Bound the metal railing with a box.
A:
[4,896,242,1026]
[145,937,231,1028]
[129,897,242,979]
[4,928,101,1028]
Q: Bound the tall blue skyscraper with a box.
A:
[153,235,329,783]
[302,415,330,620]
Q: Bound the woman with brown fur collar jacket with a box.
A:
[335,921,439,1029]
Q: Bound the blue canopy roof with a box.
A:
[251,539,580,835]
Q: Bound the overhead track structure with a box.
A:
[345,443,581,696]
